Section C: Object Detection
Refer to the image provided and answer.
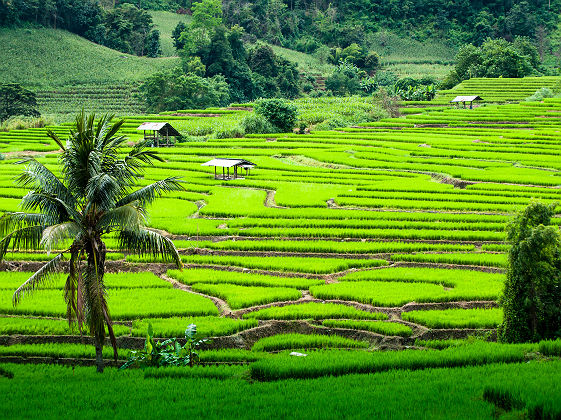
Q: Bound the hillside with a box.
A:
[150,11,192,57]
[0,27,179,89]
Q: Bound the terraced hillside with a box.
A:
[36,83,145,117]
[0,96,560,417]
[434,76,561,103]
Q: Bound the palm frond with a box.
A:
[46,129,66,151]
[12,253,66,305]
[96,203,146,233]
[0,212,50,239]
[20,192,82,224]
[0,212,51,259]
[15,159,77,209]
[40,222,83,253]
[118,228,182,267]
[116,177,184,207]
[84,173,120,211]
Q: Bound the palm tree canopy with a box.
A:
[0,111,184,365]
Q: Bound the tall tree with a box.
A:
[0,83,40,123]
[0,112,183,372]
[498,201,561,343]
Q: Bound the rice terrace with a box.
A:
[1,1,561,419]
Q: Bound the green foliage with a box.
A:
[251,333,369,352]
[250,341,536,381]
[103,4,161,57]
[139,67,230,112]
[0,83,40,123]
[121,323,208,369]
[325,60,365,96]
[525,88,555,102]
[498,201,561,343]
[238,113,278,135]
[248,44,301,99]
[445,37,542,88]
[254,98,298,132]
[2,362,561,418]
[538,339,561,356]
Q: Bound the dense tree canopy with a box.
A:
[441,37,542,89]
[498,202,561,343]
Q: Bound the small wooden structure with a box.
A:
[450,95,483,109]
[201,158,256,180]
[137,122,181,147]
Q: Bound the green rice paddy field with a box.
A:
[0,78,560,418]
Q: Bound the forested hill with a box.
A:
[222,0,554,49]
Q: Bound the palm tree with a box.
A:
[0,112,183,372]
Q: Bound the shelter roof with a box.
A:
[201,158,256,168]
[450,95,483,102]
[137,122,181,136]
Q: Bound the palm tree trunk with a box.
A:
[95,336,104,373]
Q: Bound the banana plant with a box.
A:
[120,323,210,370]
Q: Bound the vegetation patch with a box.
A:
[251,333,369,352]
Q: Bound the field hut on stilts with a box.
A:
[137,122,181,146]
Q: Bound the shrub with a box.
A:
[238,113,278,134]
[525,88,555,102]
[314,117,351,131]
[254,98,298,132]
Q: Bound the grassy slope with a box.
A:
[150,11,192,57]
[0,27,179,88]
[271,31,456,79]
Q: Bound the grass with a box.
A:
[167,268,324,289]
[243,303,388,321]
[391,253,508,268]
[402,308,503,329]
[1,361,561,419]
[322,320,413,337]
[190,283,302,309]
[0,343,131,359]
[130,316,257,338]
[251,333,369,352]
[249,341,536,381]
[0,316,130,336]
[0,288,219,319]
[174,255,387,274]
[149,11,192,57]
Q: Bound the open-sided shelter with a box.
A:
[201,158,256,180]
[450,95,483,109]
[137,122,181,147]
